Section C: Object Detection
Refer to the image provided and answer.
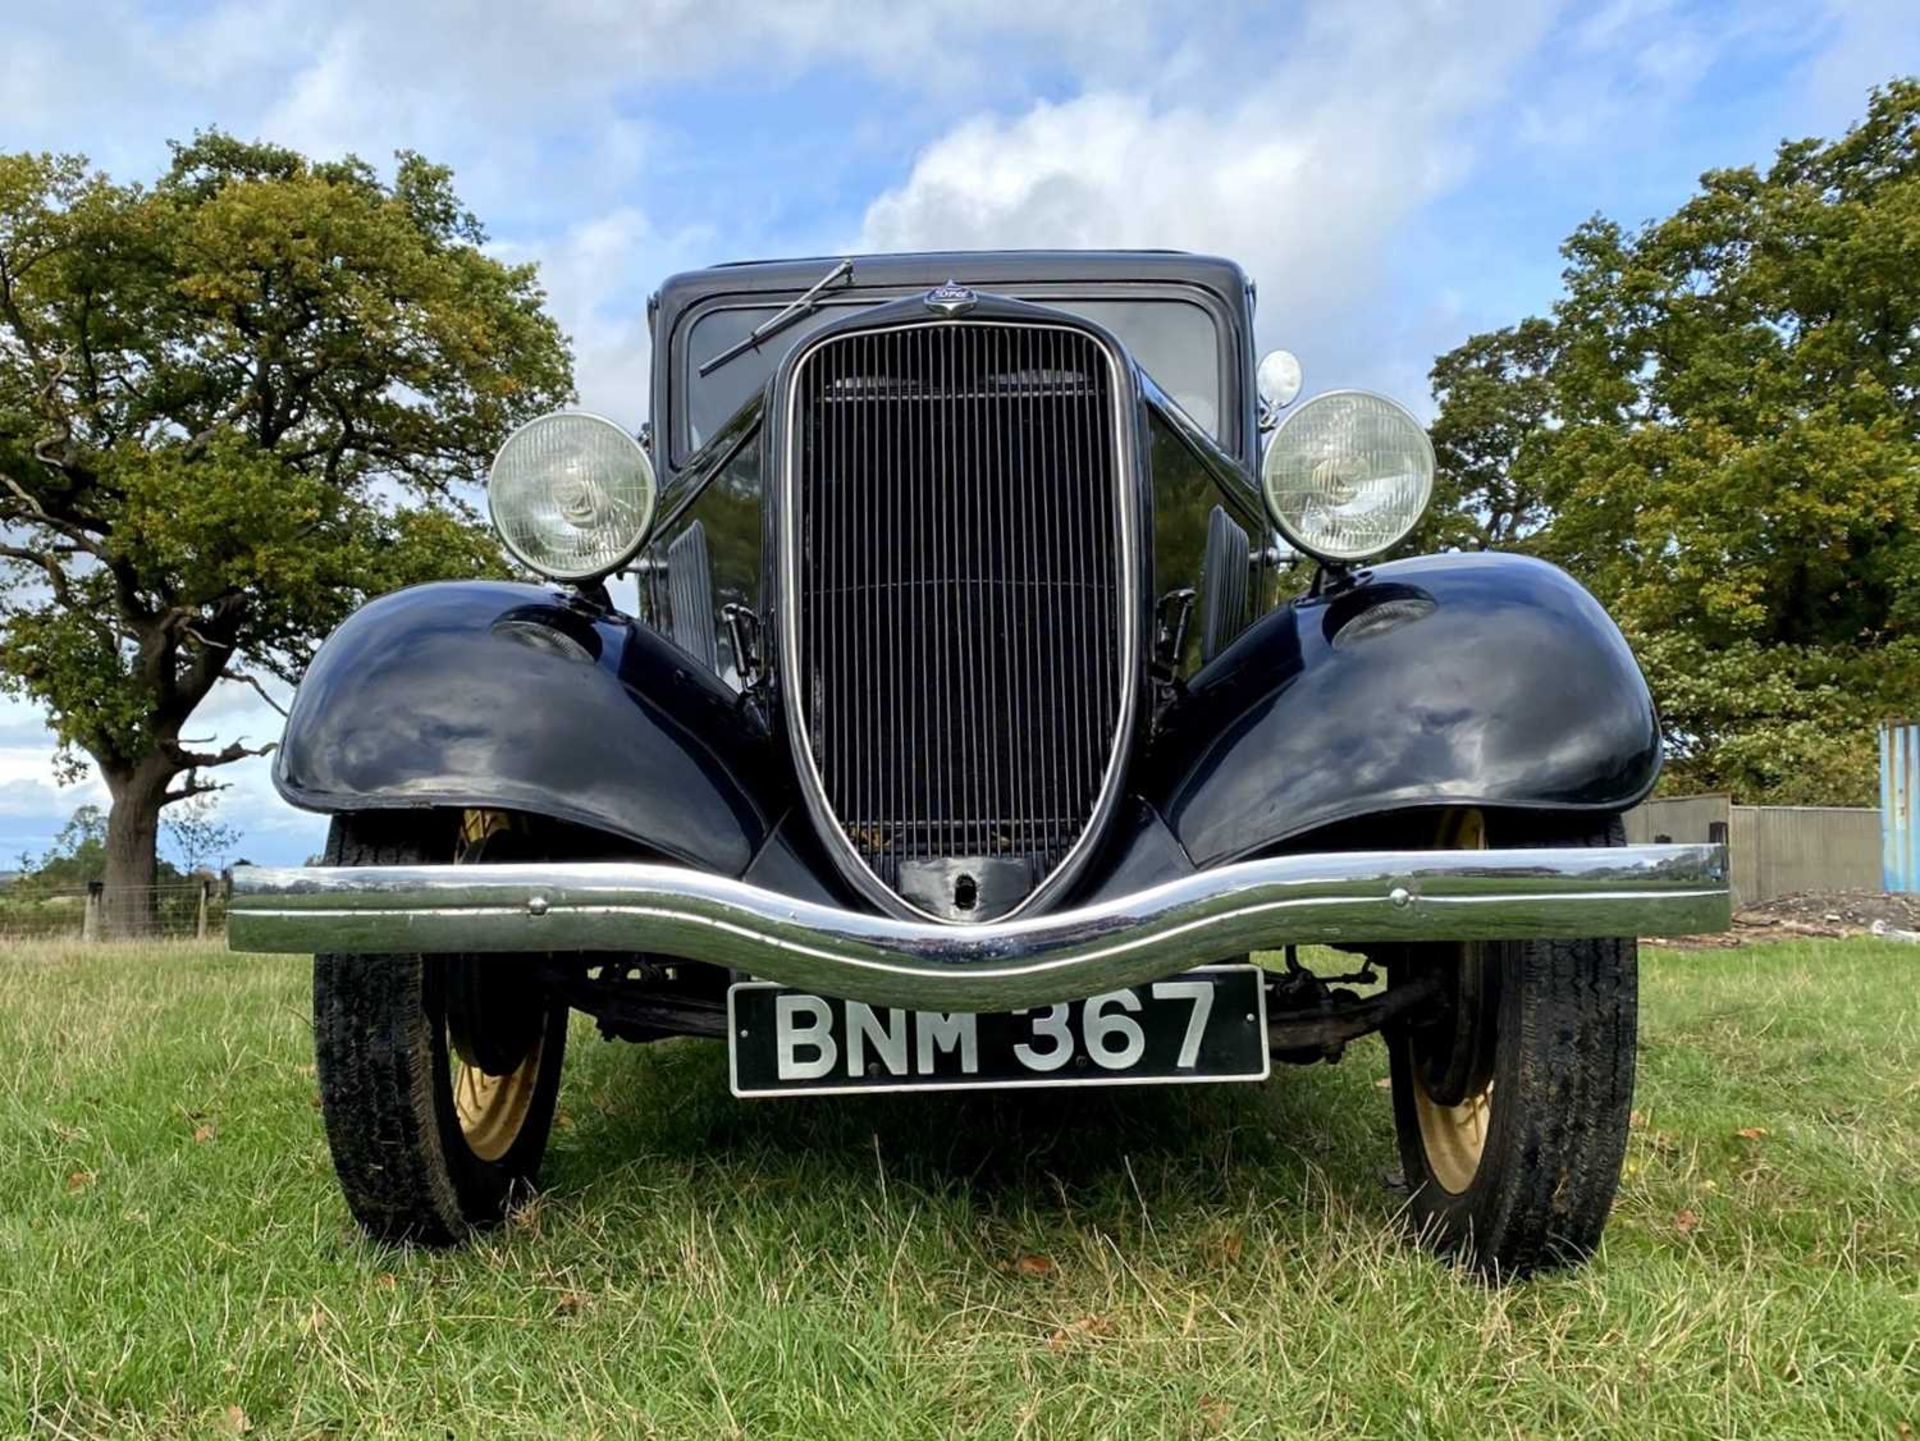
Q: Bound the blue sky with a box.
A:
[1,0,1914,868]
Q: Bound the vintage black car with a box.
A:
[230,251,1730,1276]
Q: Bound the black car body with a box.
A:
[233,251,1730,1272]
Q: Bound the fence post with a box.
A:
[1886,721,1917,894]
[82,881,103,942]
[196,879,212,940]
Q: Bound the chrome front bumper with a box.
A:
[228,843,1729,1012]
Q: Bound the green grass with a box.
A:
[1,940,1914,1439]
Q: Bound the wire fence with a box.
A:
[0,880,229,944]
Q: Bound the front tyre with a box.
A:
[1386,813,1637,1278]
[312,811,568,1246]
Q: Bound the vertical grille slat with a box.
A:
[1040,330,1060,859]
[791,320,1126,920]
[1084,351,1102,799]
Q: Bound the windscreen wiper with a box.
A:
[697,257,855,376]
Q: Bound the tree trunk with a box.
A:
[101,763,170,939]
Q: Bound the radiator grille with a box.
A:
[788,322,1128,920]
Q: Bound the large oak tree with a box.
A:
[1424,81,1919,805]
[0,134,572,934]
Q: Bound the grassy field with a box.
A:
[1,940,1914,1439]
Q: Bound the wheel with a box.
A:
[1386,811,1637,1278]
[312,809,569,1246]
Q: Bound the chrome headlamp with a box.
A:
[486,412,657,581]
[1260,390,1435,563]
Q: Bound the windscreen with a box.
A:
[680,295,1223,460]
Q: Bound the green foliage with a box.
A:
[160,792,239,875]
[16,803,111,888]
[0,133,571,889]
[1425,81,1920,804]
[1417,316,1561,554]
[4,803,190,894]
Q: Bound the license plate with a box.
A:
[727,965,1269,1098]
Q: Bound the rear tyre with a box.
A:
[312,810,568,1246]
[1386,812,1637,1278]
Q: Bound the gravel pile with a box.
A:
[1652,888,1920,947]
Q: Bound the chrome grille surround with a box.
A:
[778,316,1140,924]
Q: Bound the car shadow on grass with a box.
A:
[538,1029,1402,1239]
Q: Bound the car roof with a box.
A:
[655,250,1252,313]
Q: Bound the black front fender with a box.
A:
[1145,552,1662,866]
[273,581,788,874]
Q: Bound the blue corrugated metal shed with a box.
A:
[1883,721,1918,894]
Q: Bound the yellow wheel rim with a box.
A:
[1411,809,1496,1194]
[449,807,543,1163]
[452,1039,544,1163]
[1413,1075,1494,1194]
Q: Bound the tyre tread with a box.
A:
[312,812,563,1247]
[1391,814,1638,1278]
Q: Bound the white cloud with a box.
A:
[0,0,1200,407]
[856,0,1912,402]
[0,0,1182,202]
[1515,0,1888,155]
[492,206,714,426]
[0,686,321,865]
[860,0,1559,376]
[1804,0,1920,128]
[0,721,110,861]
[0,776,61,823]
[242,0,1171,111]
[0,767,96,817]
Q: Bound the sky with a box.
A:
[0,0,1914,869]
